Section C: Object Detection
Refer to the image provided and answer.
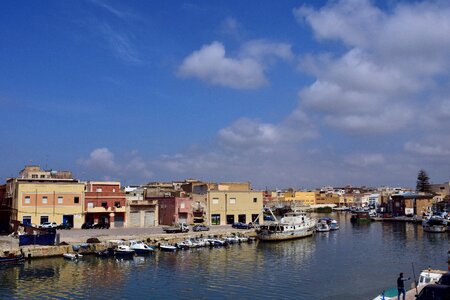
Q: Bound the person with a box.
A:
[397,272,411,300]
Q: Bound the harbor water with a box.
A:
[0,212,449,299]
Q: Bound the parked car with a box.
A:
[56,223,72,230]
[415,284,450,300]
[232,222,254,229]
[192,225,210,232]
[81,222,94,229]
[93,222,110,229]
[40,222,57,229]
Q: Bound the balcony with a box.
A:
[128,199,158,206]
[86,205,126,213]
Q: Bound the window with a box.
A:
[180,201,185,209]
[58,197,63,204]
[32,174,38,179]
[40,216,49,224]
[96,188,102,192]
[211,214,220,225]
[229,198,236,204]
[114,202,121,208]
[252,214,259,224]
[113,188,116,192]
[74,197,79,204]
[40,175,45,178]
[253,198,258,203]
[42,196,48,204]
[226,214,235,224]
[212,198,219,204]
[238,214,246,223]
[23,216,32,225]
[101,202,107,208]
[88,202,94,209]
[24,196,30,204]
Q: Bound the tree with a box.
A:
[416,169,431,193]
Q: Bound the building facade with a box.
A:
[157,196,193,225]
[125,187,158,227]
[84,181,126,228]
[207,190,263,225]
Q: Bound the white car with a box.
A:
[40,222,57,229]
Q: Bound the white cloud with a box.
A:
[78,148,119,173]
[177,40,293,89]
[405,142,450,157]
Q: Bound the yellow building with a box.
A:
[8,169,85,228]
[292,191,316,206]
[207,190,262,225]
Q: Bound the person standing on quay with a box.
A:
[397,272,410,300]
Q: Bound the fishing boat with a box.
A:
[350,211,371,223]
[422,216,447,233]
[129,240,154,255]
[0,253,25,264]
[256,209,316,241]
[63,253,83,260]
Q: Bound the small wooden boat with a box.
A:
[0,254,25,264]
[63,253,83,260]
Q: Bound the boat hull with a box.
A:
[257,227,314,241]
[0,255,25,264]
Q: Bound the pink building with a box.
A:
[157,197,192,225]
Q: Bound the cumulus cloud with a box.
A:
[177,40,293,89]
[78,148,152,182]
[294,0,450,135]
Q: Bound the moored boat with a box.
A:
[350,211,371,223]
[329,220,340,230]
[114,245,135,257]
[63,253,83,260]
[159,244,177,252]
[0,254,25,264]
[256,210,316,241]
[316,220,330,232]
[129,240,154,255]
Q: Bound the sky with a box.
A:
[1,0,450,189]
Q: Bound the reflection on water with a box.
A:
[0,212,448,300]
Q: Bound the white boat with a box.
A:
[372,268,447,300]
[114,245,135,257]
[423,224,447,233]
[256,209,316,241]
[129,240,154,254]
[159,244,177,251]
[316,220,330,232]
[63,253,83,260]
[329,220,340,230]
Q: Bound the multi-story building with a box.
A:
[125,186,158,227]
[157,196,193,225]
[430,182,450,198]
[207,190,263,225]
[5,166,85,228]
[84,181,126,228]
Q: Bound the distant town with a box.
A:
[0,165,449,233]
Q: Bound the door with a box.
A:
[130,212,140,227]
[114,214,124,228]
[144,211,155,227]
[62,215,74,227]
[178,213,187,224]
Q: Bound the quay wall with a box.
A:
[1,229,257,259]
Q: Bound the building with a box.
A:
[430,182,450,198]
[84,181,126,228]
[391,192,434,216]
[125,187,158,227]
[157,196,193,225]
[5,166,85,228]
[207,190,263,225]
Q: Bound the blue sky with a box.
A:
[1,0,450,189]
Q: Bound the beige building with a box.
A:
[285,191,316,206]
[5,166,85,228]
[207,190,262,225]
[125,187,158,227]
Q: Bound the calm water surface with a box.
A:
[1,213,449,299]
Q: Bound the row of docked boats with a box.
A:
[422,215,449,233]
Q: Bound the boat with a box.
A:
[423,216,447,233]
[350,211,371,223]
[114,245,135,257]
[96,248,114,258]
[63,253,83,260]
[316,220,330,232]
[372,268,447,300]
[256,209,316,241]
[159,244,177,252]
[332,206,349,211]
[329,219,339,230]
[0,254,25,264]
[129,240,154,255]
[205,238,227,247]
